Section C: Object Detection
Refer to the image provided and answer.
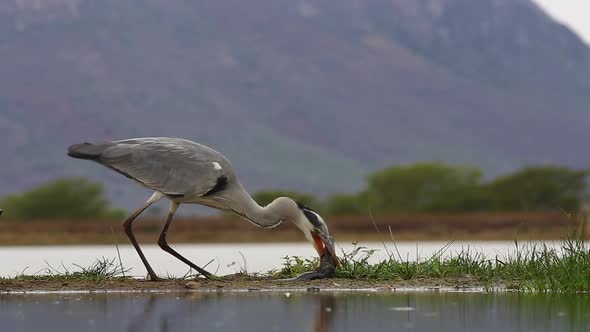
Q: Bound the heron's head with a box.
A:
[293,202,339,267]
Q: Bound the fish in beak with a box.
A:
[279,201,340,281]
[294,202,340,268]
[311,230,340,267]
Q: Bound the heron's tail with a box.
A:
[67,142,113,160]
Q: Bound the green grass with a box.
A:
[1,257,130,283]
[0,259,219,283]
[276,223,590,293]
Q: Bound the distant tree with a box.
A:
[485,166,589,211]
[0,178,126,220]
[324,192,368,215]
[252,190,321,210]
[367,162,486,213]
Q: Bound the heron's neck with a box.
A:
[229,189,291,229]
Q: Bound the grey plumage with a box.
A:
[70,138,281,227]
[69,138,226,197]
[68,137,338,280]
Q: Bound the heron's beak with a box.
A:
[311,231,340,267]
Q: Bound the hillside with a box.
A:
[0,0,589,209]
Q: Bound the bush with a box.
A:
[324,192,368,215]
[0,178,126,220]
[366,162,486,213]
[485,166,588,211]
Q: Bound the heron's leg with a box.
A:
[123,192,164,281]
[157,202,214,279]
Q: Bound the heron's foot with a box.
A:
[197,267,218,280]
[203,273,222,281]
[148,275,165,282]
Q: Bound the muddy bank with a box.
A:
[0,274,489,293]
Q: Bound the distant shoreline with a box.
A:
[0,212,586,245]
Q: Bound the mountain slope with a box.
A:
[0,0,588,208]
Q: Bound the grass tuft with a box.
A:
[276,219,590,293]
[1,257,130,283]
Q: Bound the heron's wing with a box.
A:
[97,138,225,197]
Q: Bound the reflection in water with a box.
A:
[314,295,336,332]
[126,295,160,332]
[1,291,589,332]
[125,292,338,332]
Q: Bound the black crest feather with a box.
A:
[296,201,323,228]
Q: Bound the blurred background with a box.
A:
[0,0,589,245]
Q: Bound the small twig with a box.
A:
[388,225,403,262]
[203,258,215,270]
[425,240,454,264]
[111,226,126,277]
[368,205,393,259]
[238,251,248,274]
[43,260,63,275]
[16,266,30,277]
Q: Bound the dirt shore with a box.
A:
[0,212,584,246]
[0,274,487,293]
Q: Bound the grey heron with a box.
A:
[67,137,339,280]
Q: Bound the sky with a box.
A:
[532,0,590,45]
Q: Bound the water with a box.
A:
[0,241,565,277]
[2,242,588,331]
[1,291,589,332]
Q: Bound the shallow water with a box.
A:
[1,291,589,332]
[0,241,565,278]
